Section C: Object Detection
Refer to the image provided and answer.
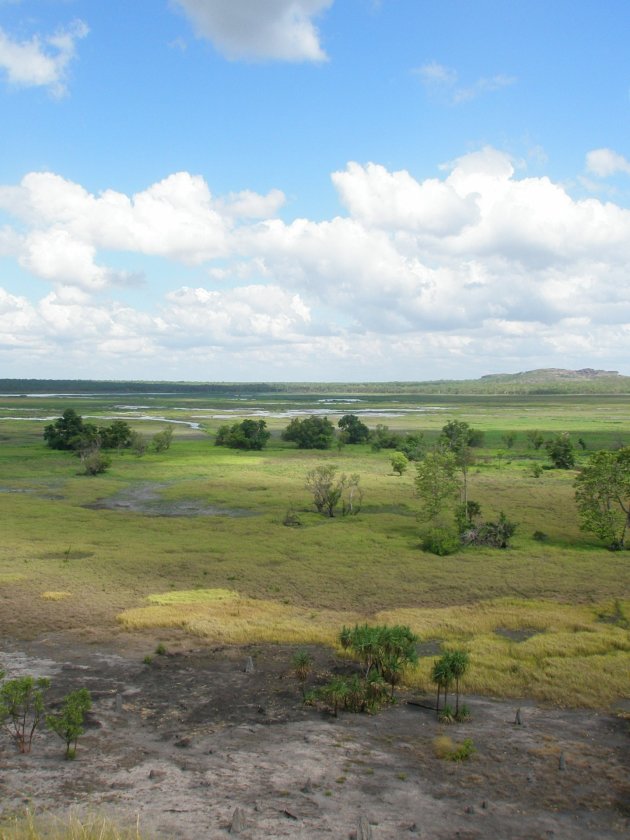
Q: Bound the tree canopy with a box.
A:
[282,415,335,449]
[338,414,370,444]
[43,410,132,453]
[215,419,270,450]
[575,448,630,549]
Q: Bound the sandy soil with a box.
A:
[0,633,628,839]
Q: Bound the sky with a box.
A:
[1,0,630,383]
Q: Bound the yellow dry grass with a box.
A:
[40,591,71,601]
[118,588,361,645]
[117,590,630,706]
[0,811,143,840]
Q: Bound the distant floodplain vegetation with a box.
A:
[0,381,629,708]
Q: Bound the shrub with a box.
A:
[0,676,50,754]
[80,450,111,476]
[532,530,549,542]
[433,735,476,761]
[421,527,460,556]
[46,688,92,759]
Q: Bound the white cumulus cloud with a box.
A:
[173,0,333,62]
[2,147,630,378]
[0,19,88,96]
[586,148,630,178]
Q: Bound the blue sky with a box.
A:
[1,0,630,381]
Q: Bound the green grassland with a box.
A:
[1,390,629,707]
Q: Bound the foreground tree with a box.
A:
[215,419,270,450]
[575,448,630,549]
[0,676,50,754]
[282,416,335,449]
[415,450,460,524]
[47,688,92,759]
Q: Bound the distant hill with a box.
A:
[1,369,629,396]
[480,368,621,383]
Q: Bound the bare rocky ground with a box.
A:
[0,632,628,839]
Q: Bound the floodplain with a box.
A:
[1,388,629,708]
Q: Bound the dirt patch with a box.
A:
[83,483,255,518]
[0,635,628,839]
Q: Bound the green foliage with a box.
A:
[282,416,336,449]
[502,432,517,448]
[421,526,461,556]
[575,448,630,549]
[337,414,370,444]
[215,419,270,450]
[130,430,148,456]
[455,500,482,533]
[338,623,418,698]
[461,511,517,548]
[80,449,111,475]
[0,675,50,753]
[43,409,90,451]
[152,426,173,452]
[44,410,132,453]
[46,687,92,759]
[530,463,544,478]
[415,449,460,523]
[396,433,425,461]
[155,642,167,655]
[432,649,470,717]
[448,738,476,761]
[526,429,545,450]
[370,424,401,451]
[441,420,484,450]
[292,649,314,698]
[99,420,133,450]
[314,672,390,715]
[390,451,409,475]
[305,466,362,517]
[545,432,576,469]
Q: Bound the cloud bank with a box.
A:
[1,147,629,379]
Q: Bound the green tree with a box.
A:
[431,655,453,718]
[0,676,50,753]
[439,421,478,509]
[99,420,133,450]
[415,450,460,524]
[397,433,425,461]
[47,688,92,759]
[305,465,346,517]
[338,414,370,444]
[338,624,418,696]
[446,650,470,716]
[152,426,173,452]
[545,432,576,469]
[526,429,545,450]
[214,419,270,450]
[43,409,98,452]
[282,416,335,449]
[575,448,630,549]
[391,451,409,475]
[370,424,402,451]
